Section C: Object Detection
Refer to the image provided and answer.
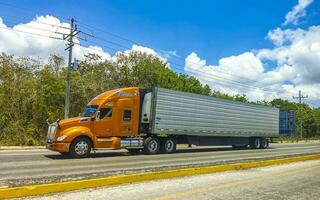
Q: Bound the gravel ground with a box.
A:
[25,159,320,200]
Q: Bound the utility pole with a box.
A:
[64,18,79,119]
[293,90,308,139]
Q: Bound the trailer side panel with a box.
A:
[151,88,279,138]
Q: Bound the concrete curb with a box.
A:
[1,153,320,199]
[0,146,45,151]
[273,140,320,144]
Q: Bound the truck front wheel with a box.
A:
[160,137,176,153]
[69,137,92,158]
[144,137,160,154]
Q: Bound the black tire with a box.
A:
[160,137,176,153]
[60,152,69,157]
[260,138,269,149]
[126,148,141,154]
[69,137,92,158]
[250,138,261,149]
[143,137,160,154]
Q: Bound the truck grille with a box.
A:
[47,123,58,143]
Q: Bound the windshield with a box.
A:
[82,105,98,117]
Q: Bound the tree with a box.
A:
[0,51,319,146]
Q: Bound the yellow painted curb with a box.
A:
[1,153,320,199]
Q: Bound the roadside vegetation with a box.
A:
[0,52,320,145]
[272,136,320,143]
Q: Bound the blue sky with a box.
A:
[0,0,319,106]
[0,0,318,64]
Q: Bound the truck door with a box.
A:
[120,109,133,136]
[116,96,140,137]
[93,107,113,137]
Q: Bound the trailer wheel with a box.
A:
[160,137,176,153]
[250,138,261,149]
[260,138,269,149]
[69,137,92,158]
[144,137,160,154]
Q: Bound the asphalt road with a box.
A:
[0,143,320,187]
[29,159,320,200]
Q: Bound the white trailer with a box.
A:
[139,87,279,151]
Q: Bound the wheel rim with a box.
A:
[165,140,174,152]
[148,140,158,152]
[255,139,260,148]
[75,141,89,156]
[262,140,267,148]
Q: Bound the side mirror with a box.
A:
[95,111,101,121]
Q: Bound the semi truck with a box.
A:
[46,87,279,158]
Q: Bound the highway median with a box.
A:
[1,153,320,199]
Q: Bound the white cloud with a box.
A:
[0,15,171,66]
[266,27,305,46]
[261,26,320,85]
[130,45,158,56]
[124,44,167,62]
[0,12,319,107]
[0,15,111,62]
[158,50,178,59]
[183,11,319,107]
[184,25,320,106]
[283,0,314,26]
[73,45,111,61]
[115,44,170,68]
[185,51,265,86]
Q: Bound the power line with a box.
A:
[76,21,275,87]
[0,23,311,105]
[0,24,288,95]
[168,62,285,94]
[0,1,69,22]
[0,5,314,103]
[0,3,294,93]
[0,26,64,41]
[79,40,122,53]
[0,2,312,96]
[0,3,316,105]
[74,43,286,95]
[78,35,286,94]
[9,23,67,35]
[76,36,286,95]
[77,22,136,44]
[0,12,71,31]
[89,35,131,50]
[31,20,70,30]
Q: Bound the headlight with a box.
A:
[56,135,67,142]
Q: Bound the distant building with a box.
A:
[279,110,295,137]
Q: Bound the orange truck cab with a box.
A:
[46,87,151,157]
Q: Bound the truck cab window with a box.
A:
[82,105,98,117]
[123,110,131,121]
[99,108,112,119]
